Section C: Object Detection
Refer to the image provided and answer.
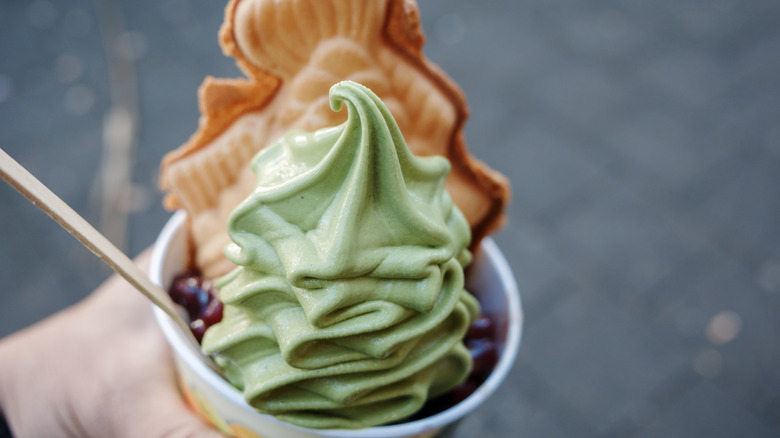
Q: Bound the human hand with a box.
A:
[0,249,225,438]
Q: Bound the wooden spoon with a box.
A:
[0,148,225,378]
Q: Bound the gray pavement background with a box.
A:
[1,0,780,436]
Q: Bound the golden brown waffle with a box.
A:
[160,0,510,277]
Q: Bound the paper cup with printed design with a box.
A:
[151,211,522,438]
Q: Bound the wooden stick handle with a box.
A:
[0,148,224,376]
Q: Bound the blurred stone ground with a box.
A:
[1,0,779,436]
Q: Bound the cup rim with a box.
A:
[151,210,523,436]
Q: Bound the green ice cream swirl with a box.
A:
[202,80,480,429]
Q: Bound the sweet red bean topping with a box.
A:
[168,271,223,341]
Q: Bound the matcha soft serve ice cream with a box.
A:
[201,81,480,429]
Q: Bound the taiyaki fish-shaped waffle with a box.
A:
[160,0,510,278]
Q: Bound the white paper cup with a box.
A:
[151,211,523,438]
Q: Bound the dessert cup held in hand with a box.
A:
[151,211,523,438]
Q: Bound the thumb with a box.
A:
[117,379,228,438]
